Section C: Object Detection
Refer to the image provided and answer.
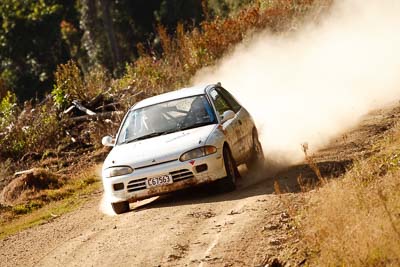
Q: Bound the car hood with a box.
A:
[103,124,217,170]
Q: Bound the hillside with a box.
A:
[1,97,399,266]
[1,0,400,266]
[0,0,325,221]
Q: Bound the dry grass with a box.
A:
[0,179,100,239]
[0,168,66,206]
[0,165,101,238]
[0,100,62,160]
[300,124,400,266]
[0,159,13,189]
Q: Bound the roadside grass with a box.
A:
[300,123,400,266]
[0,166,101,240]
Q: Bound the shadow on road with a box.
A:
[128,158,353,213]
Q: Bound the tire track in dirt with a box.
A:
[1,172,293,267]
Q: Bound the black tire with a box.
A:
[111,201,130,214]
[219,146,238,192]
[246,129,265,170]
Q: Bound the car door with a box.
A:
[217,87,253,157]
[208,88,244,163]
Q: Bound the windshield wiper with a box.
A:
[178,122,212,131]
[123,131,168,144]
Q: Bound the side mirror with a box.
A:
[221,110,235,124]
[102,136,115,147]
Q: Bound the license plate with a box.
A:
[146,174,173,188]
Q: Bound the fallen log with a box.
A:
[72,100,96,116]
[70,110,123,123]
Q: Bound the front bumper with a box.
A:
[102,152,226,203]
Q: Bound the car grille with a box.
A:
[170,169,194,182]
[126,169,194,193]
[127,177,147,192]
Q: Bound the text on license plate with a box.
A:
[146,174,173,188]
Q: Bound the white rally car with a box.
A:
[101,83,264,214]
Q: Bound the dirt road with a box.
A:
[1,104,399,267]
[1,171,301,266]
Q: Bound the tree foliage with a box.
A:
[0,0,256,101]
[0,0,77,100]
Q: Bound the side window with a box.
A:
[209,89,231,117]
[217,88,241,113]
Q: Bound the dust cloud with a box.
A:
[97,165,117,216]
[99,194,117,216]
[193,0,400,163]
[99,0,400,215]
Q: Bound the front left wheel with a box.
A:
[111,201,130,214]
[218,146,239,192]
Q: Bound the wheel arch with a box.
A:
[252,126,258,137]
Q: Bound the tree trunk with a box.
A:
[80,0,102,67]
[99,0,121,73]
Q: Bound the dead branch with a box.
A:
[72,100,96,115]
[14,169,35,177]
[95,102,119,111]
[63,105,75,114]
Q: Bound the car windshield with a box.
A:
[116,95,217,145]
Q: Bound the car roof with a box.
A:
[132,84,216,110]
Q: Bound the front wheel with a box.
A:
[218,146,238,192]
[111,201,130,214]
[246,130,265,170]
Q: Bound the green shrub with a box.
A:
[52,60,84,108]
[0,91,17,129]
[52,60,110,109]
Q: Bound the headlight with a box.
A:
[104,166,133,178]
[179,146,217,161]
